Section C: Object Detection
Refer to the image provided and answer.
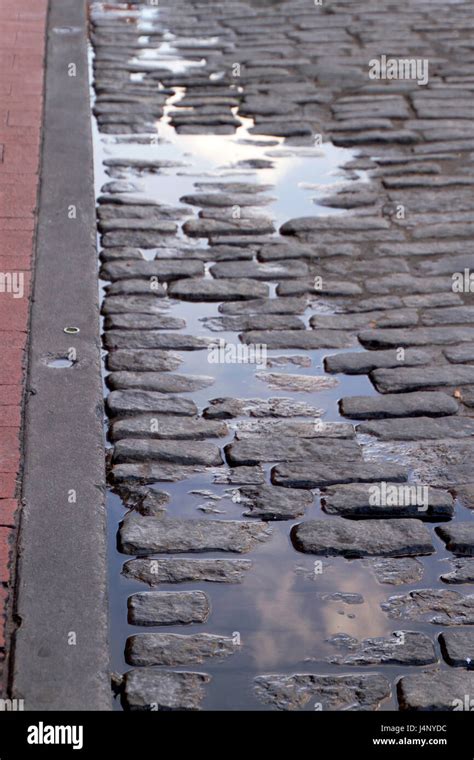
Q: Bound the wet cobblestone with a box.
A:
[90,0,474,711]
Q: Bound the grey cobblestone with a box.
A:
[90,0,474,712]
[398,670,474,711]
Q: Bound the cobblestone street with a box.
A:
[89,0,474,711]
[2,0,474,728]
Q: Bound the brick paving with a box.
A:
[90,0,474,710]
[0,0,46,671]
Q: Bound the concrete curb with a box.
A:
[10,0,111,710]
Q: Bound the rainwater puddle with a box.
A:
[89,1,455,712]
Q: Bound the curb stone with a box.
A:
[11,0,111,710]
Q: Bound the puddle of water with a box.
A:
[90,2,453,713]
[97,105,362,232]
[108,479,454,712]
[46,358,75,368]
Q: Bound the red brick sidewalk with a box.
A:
[0,0,47,671]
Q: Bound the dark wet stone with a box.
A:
[208,234,278,248]
[366,557,424,586]
[440,630,474,668]
[122,558,252,585]
[119,513,273,555]
[239,484,313,521]
[210,260,308,279]
[209,464,266,485]
[365,274,450,296]
[128,591,210,626]
[422,308,474,326]
[249,122,313,137]
[114,439,223,467]
[240,95,298,117]
[340,392,458,419]
[234,159,274,170]
[203,315,305,332]
[202,397,247,419]
[321,257,409,278]
[110,416,228,442]
[183,218,274,237]
[191,244,255,262]
[219,297,307,315]
[98,205,188,222]
[194,182,274,195]
[384,174,474,189]
[100,247,144,263]
[436,524,474,557]
[122,669,210,711]
[254,673,390,711]
[349,293,460,313]
[104,157,184,171]
[398,670,474,711]
[280,216,390,235]
[101,180,140,193]
[382,589,474,625]
[112,463,206,485]
[175,124,237,135]
[240,330,354,349]
[102,296,169,315]
[334,130,420,146]
[203,396,324,419]
[94,103,163,118]
[168,278,268,301]
[107,390,197,418]
[104,313,185,330]
[236,420,354,439]
[441,559,474,585]
[258,241,359,261]
[371,366,474,393]
[379,241,469,258]
[357,417,474,441]
[104,331,210,351]
[292,518,434,558]
[328,631,436,666]
[102,231,178,248]
[101,259,203,281]
[324,348,434,375]
[106,350,182,373]
[178,97,239,108]
[318,189,379,209]
[106,279,168,296]
[459,389,474,408]
[126,633,238,666]
[225,436,361,466]
[180,192,272,207]
[116,484,170,515]
[445,344,474,364]
[272,462,408,489]
[200,208,273,222]
[321,483,453,519]
[359,327,474,349]
[170,112,240,128]
[310,310,418,331]
[98,193,167,207]
[278,278,362,297]
[107,372,214,393]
